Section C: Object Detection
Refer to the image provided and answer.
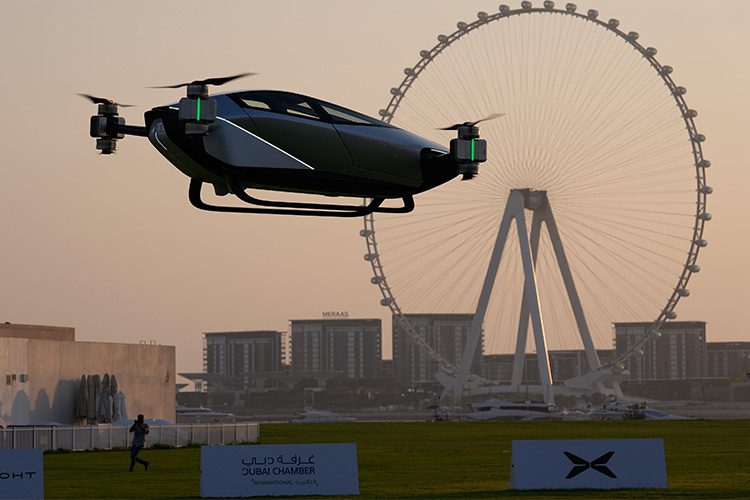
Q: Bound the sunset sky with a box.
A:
[1,0,748,377]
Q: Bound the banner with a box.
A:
[0,449,44,500]
[201,443,358,497]
[511,439,667,490]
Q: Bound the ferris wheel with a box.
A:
[361,2,711,401]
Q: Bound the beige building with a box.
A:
[614,321,706,380]
[393,313,479,384]
[1,323,175,425]
[290,318,382,380]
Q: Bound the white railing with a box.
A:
[0,423,259,451]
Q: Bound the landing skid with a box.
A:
[189,178,414,217]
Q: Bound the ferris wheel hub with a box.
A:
[516,188,548,211]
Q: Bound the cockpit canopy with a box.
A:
[231,90,392,128]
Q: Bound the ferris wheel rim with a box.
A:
[362,2,710,375]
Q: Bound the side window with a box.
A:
[284,100,319,120]
[237,92,320,121]
[319,101,388,127]
[240,98,271,110]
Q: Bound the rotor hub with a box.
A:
[186,84,210,99]
[457,125,479,140]
[97,103,119,116]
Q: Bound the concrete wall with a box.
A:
[0,338,175,425]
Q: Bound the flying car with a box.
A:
[84,74,493,217]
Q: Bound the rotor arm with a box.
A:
[118,124,148,137]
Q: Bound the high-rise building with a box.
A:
[290,319,381,379]
[203,330,284,388]
[392,313,479,384]
[614,321,706,380]
[706,342,750,379]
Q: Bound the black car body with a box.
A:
[145,90,456,199]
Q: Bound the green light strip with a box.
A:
[197,98,201,121]
[470,139,475,162]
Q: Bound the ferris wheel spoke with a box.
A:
[556,129,687,190]
[560,233,653,327]
[568,212,691,243]
[561,198,695,217]
[563,224,679,292]
[379,206,498,243]
[563,161,694,194]
[561,229,669,316]
[385,209,499,281]
[392,217,500,310]
[546,243,630,338]
[559,183,693,199]
[559,212,686,265]
[548,39,637,166]
[562,209,692,237]
[572,131,688,182]
[551,88,678,182]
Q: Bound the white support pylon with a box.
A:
[510,211,543,390]
[456,189,602,404]
[456,189,554,404]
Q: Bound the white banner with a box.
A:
[0,449,44,499]
[200,443,359,497]
[511,439,667,490]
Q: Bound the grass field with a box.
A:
[44,420,750,498]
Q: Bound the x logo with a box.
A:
[564,451,617,479]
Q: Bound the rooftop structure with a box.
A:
[0,322,75,341]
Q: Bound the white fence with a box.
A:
[0,423,259,451]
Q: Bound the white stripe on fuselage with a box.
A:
[168,107,315,170]
[153,127,168,150]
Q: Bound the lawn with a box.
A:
[44,420,750,498]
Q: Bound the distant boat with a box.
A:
[586,397,688,420]
[290,408,355,423]
[463,399,562,421]
[176,405,235,423]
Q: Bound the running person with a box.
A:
[128,414,150,471]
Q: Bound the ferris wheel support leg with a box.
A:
[511,211,544,389]
[455,192,518,402]
[613,382,624,399]
[542,205,602,375]
[515,203,554,405]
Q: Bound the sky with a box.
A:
[1,0,748,377]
